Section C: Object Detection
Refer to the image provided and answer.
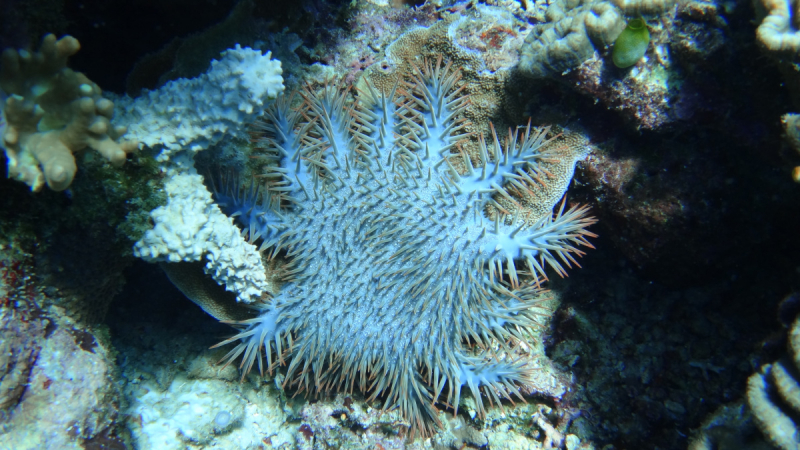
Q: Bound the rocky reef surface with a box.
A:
[1,0,800,449]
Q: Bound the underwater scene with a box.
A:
[1,0,799,448]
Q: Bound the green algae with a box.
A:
[612,18,650,69]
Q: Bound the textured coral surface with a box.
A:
[0,231,124,450]
[1,34,137,191]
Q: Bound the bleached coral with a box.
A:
[122,44,285,303]
[133,158,269,303]
[113,45,284,162]
[0,34,138,191]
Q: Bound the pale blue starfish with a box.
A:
[211,58,595,435]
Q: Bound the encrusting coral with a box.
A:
[0,34,138,191]
[209,58,596,436]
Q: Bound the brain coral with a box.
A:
[211,58,595,435]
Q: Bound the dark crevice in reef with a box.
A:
[109,259,228,336]
[107,260,232,384]
[546,230,793,448]
[3,0,352,95]
[526,20,798,447]
[62,0,239,94]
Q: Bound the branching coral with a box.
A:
[115,44,284,162]
[134,162,271,303]
[0,34,138,191]
[128,45,285,303]
[210,58,595,435]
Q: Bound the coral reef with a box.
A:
[134,162,271,303]
[356,4,535,168]
[109,262,599,449]
[756,0,800,57]
[0,232,124,449]
[551,0,798,288]
[0,34,138,191]
[0,247,44,415]
[547,255,782,448]
[518,0,674,78]
[209,57,595,435]
[1,0,799,448]
[686,294,800,450]
[517,0,728,130]
[686,401,769,450]
[338,1,439,75]
[108,271,296,449]
[567,1,793,283]
[114,44,284,162]
[573,96,793,286]
[746,310,800,450]
[554,16,677,130]
[125,43,285,303]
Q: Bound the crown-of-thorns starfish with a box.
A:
[209,57,596,436]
